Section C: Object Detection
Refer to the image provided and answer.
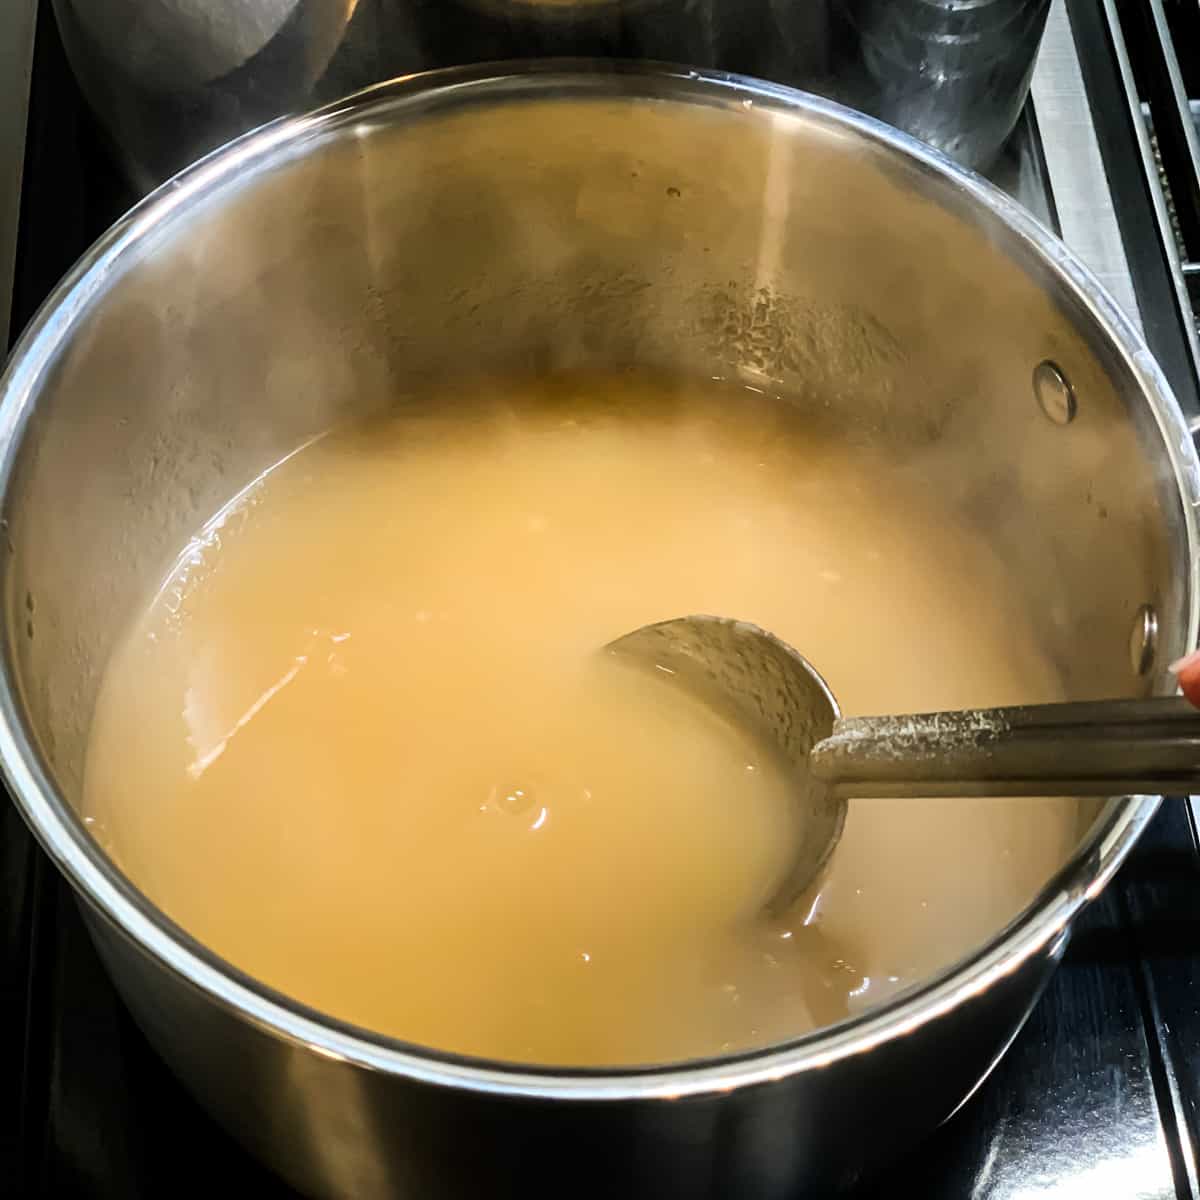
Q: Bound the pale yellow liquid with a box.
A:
[83,375,1079,1066]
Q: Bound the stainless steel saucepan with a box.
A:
[0,64,1195,1198]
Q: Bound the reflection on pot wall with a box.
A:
[50,0,1048,188]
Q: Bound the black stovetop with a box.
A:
[7,3,1200,1197]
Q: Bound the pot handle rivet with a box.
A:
[1033,360,1076,425]
[1130,603,1158,676]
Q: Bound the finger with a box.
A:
[1169,648,1200,707]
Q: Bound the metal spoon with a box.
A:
[606,615,1200,912]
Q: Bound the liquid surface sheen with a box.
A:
[83,375,1078,1066]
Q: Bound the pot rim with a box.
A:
[0,59,1193,1102]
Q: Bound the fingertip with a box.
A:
[1168,648,1200,676]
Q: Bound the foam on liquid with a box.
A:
[83,375,1079,1066]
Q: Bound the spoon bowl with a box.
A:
[606,615,848,911]
[608,614,1200,910]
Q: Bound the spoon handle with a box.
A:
[809,695,1200,798]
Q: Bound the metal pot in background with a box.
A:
[828,0,1053,169]
[0,65,1194,1198]
[50,0,1046,187]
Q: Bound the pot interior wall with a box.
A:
[0,85,1188,842]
